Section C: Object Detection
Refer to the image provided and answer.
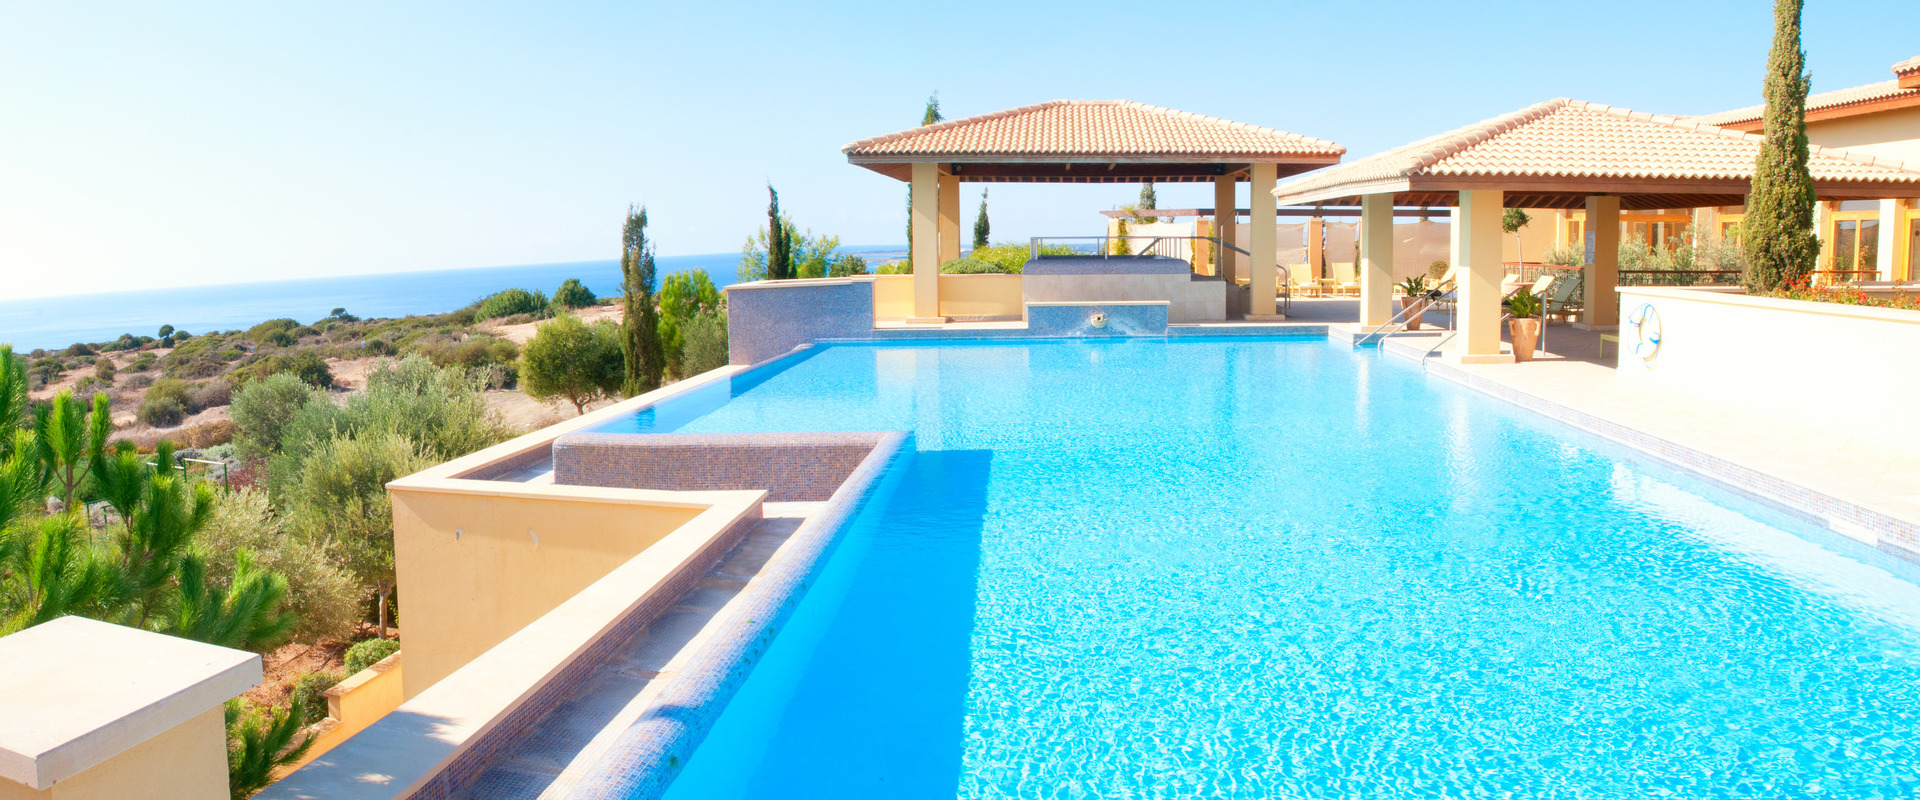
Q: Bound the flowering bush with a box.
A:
[1769,274,1920,310]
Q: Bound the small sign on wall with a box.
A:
[1584,230,1596,266]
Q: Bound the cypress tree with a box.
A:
[1139,182,1158,224]
[766,185,792,280]
[1741,0,1820,292]
[620,205,665,394]
[973,188,991,250]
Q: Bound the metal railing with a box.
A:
[1027,235,1291,317]
[1617,269,1742,287]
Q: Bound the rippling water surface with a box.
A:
[635,338,1920,799]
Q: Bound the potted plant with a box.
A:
[1397,276,1429,330]
[1506,287,1542,362]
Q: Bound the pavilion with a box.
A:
[1271,98,1920,361]
[843,100,1344,322]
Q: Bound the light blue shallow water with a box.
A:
[620,338,1920,798]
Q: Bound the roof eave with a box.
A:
[1272,177,1414,206]
[846,152,1343,165]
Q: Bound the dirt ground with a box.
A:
[242,627,400,707]
[481,303,622,345]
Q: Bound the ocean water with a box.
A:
[602,338,1920,798]
[0,246,904,352]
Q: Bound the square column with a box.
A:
[909,162,942,322]
[1247,162,1280,318]
[1359,194,1395,326]
[1193,219,1213,275]
[1876,199,1900,279]
[1578,195,1620,330]
[1456,189,1507,359]
[1213,175,1237,284]
[937,173,961,265]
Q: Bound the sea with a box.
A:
[0,246,904,353]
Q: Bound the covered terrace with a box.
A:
[843,100,1344,322]
[1272,98,1920,361]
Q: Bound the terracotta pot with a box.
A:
[1400,297,1426,331]
[1510,317,1542,362]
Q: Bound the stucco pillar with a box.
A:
[1359,194,1395,326]
[1579,195,1621,330]
[1456,189,1507,360]
[1305,216,1324,283]
[1193,219,1213,275]
[909,162,942,322]
[1214,175,1237,284]
[1876,199,1900,279]
[1247,162,1279,318]
[937,173,961,266]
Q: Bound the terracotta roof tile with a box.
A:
[1694,57,1920,126]
[842,100,1343,160]
[1273,99,1920,205]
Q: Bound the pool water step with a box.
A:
[451,507,813,800]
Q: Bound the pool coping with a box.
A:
[559,430,910,800]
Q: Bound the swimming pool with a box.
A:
[611,337,1920,797]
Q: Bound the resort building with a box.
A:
[10,74,1920,800]
[1694,55,1920,281]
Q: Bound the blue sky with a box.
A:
[3,1,1916,299]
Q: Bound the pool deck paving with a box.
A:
[1364,319,1920,559]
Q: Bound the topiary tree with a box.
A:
[552,278,596,309]
[973,188,991,250]
[1503,208,1531,264]
[1741,0,1820,292]
[523,314,626,415]
[618,206,666,395]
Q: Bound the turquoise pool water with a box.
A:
[622,338,1920,798]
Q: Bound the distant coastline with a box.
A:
[0,246,905,352]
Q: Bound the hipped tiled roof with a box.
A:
[1272,98,1920,207]
[842,100,1344,161]
[1694,57,1920,126]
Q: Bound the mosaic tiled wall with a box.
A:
[726,280,875,368]
[552,431,891,503]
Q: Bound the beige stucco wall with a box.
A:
[1805,105,1920,163]
[0,708,227,800]
[873,274,913,319]
[937,274,1023,318]
[1615,287,1920,452]
[282,654,405,772]
[392,487,707,697]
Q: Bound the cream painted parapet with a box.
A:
[0,617,259,800]
[1615,287,1920,458]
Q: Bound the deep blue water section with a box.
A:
[635,338,1920,798]
[0,246,905,351]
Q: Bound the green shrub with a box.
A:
[198,489,362,643]
[230,351,333,389]
[519,315,624,415]
[290,671,344,723]
[552,278,596,309]
[187,380,232,411]
[245,318,300,342]
[681,311,729,377]
[969,242,1069,273]
[874,260,912,275]
[140,378,194,427]
[131,352,157,371]
[64,343,94,357]
[362,338,395,356]
[231,373,320,461]
[938,257,1008,274]
[473,288,550,321]
[345,638,401,674]
[261,330,296,348]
